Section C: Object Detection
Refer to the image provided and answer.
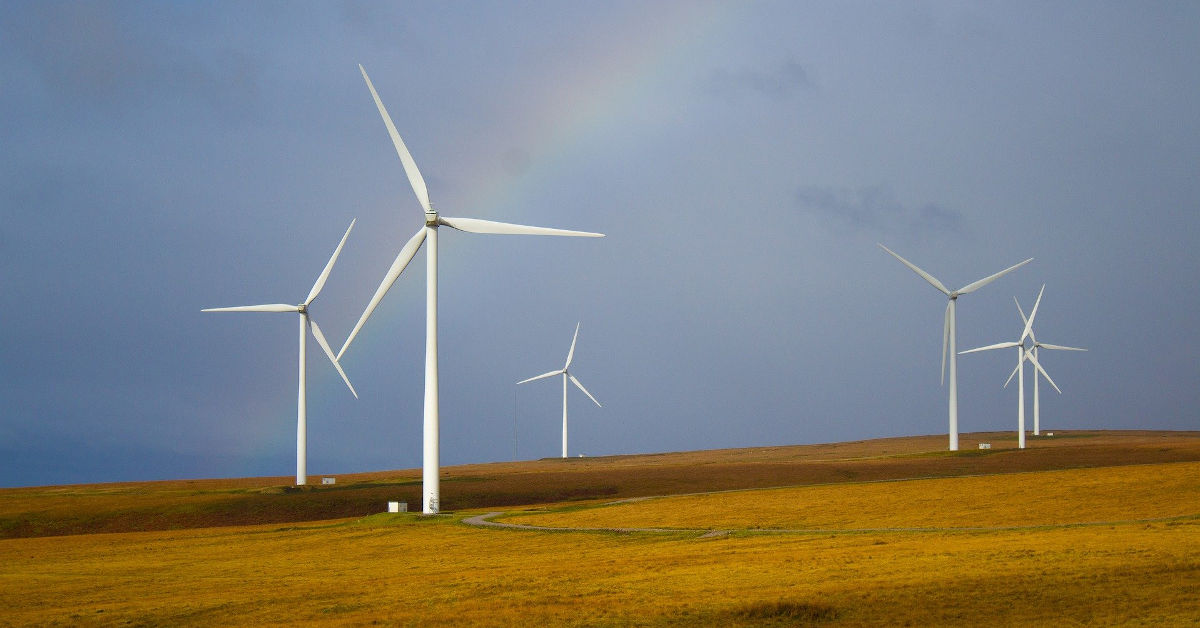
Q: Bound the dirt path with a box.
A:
[461,511,1200,537]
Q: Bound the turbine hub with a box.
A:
[424,209,438,226]
[298,304,308,314]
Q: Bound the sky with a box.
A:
[2,1,1198,487]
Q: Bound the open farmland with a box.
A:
[1,431,1198,626]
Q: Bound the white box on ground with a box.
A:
[387,501,408,513]
[321,477,336,485]
[978,443,991,449]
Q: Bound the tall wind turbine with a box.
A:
[959,285,1058,449]
[204,220,358,485]
[338,65,604,514]
[1012,293,1087,435]
[878,244,1032,450]
[517,322,602,458]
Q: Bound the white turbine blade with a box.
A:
[1026,351,1062,393]
[202,304,299,313]
[517,369,563,385]
[337,227,427,360]
[358,64,432,213]
[569,374,602,407]
[310,318,358,399]
[877,243,950,295]
[438,216,604,238]
[941,300,950,386]
[959,341,1020,355]
[1012,296,1041,343]
[956,257,1033,295]
[305,219,356,306]
[1002,360,1021,389]
[1038,343,1087,352]
[1020,284,1045,343]
[564,322,581,369]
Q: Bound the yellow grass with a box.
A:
[2,463,1198,626]
[502,461,1200,531]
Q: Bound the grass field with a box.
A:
[1,430,1198,626]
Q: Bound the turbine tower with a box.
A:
[338,65,604,514]
[878,244,1032,450]
[1012,293,1087,435]
[959,285,1058,449]
[517,322,603,458]
[204,220,358,485]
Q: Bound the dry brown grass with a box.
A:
[0,432,1197,625]
[0,485,1196,625]
[501,460,1200,531]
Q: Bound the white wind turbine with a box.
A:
[204,220,358,485]
[878,244,1032,450]
[1011,293,1087,436]
[338,65,604,514]
[959,285,1058,449]
[517,322,602,458]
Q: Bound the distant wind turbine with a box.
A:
[879,244,1032,450]
[1011,293,1087,436]
[517,322,602,458]
[204,220,358,485]
[959,285,1057,449]
[338,65,604,514]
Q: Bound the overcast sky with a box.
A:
[2,1,1197,486]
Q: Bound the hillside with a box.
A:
[3,430,1198,538]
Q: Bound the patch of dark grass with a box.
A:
[671,600,840,626]
[895,448,999,459]
[729,601,840,623]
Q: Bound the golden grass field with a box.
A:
[1,430,1198,626]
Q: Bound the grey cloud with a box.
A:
[703,59,814,101]
[2,3,261,120]
[796,184,966,236]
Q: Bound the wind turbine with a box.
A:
[959,285,1057,449]
[878,244,1032,450]
[338,65,604,514]
[517,322,602,458]
[204,220,358,485]
[1012,293,1087,435]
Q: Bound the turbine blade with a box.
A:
[569,374,602,407]
[358,64,432,213]
[517,369,563,385]
[1002,359,1021,389]
[941,300,950,386]
[1026,351,1062,393]
[877,243,950,295]
[564,322,580,369]
[310,318,358,398]
[202,304,299,313]
[1020,284,1045,343]
[956,257,1033,295]
[438,216,604,237]
[959,341,1020,355]
[305,219,356,306]
[337,227,427,360]
[1014,297,1037,345]
[1038,343,1087,351]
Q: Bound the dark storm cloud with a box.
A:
[796,184,966,236]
